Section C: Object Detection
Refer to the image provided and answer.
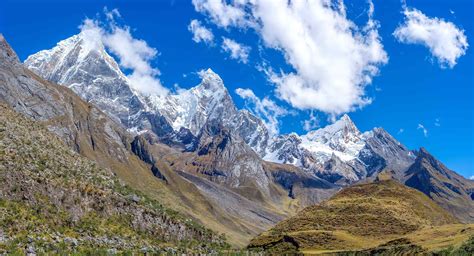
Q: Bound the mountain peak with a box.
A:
[24,32,123,84]
[340,113,351,122]
[310,113,360,137]
[418,147,431,156]
[198,68,225,91]
[337,113,357,130]
[415,147,438,165]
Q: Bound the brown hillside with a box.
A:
[248,179,469,254]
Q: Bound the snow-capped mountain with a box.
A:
[147,69,271,155]
[263,114,415,184]
[25,32,146,129]
[300,114,366,163]
[25,32,414,186]
[25,33,270,153]
[148,69,238,135]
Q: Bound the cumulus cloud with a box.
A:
[221,37,250,63]
[79,8,168,96]
[193,0,388,115]
[188,19,214,44]
[394,7,468,68]
[302,111,320,132]
[235,88,288,135]
[470,175,474,180]
[417,123,428,137]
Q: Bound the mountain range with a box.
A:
[1,30,473,253]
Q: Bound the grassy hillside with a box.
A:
[248,179,473,254]
[0,104,228,254]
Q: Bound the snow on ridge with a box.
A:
[25,32,387,178]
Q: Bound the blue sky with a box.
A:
[1,0,473,178]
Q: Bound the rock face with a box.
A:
[24,32,146,129]
[194,121,271,195]
[0,33,149,180]
[404,148,474,223]
[363,128,415,179]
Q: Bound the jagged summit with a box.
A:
[147,69,237,135]
[25,32,124,85]
[300,114,365,163]
[415,147,441,164]
[191,68,229,100]
[305,114,360,139]
[24,32,146,128]
[198,68,225,90]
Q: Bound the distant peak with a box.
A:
[340,113,351,121]
[198,68,225,91]
[338,114,354,125]
[200,68,222,80]
[413,147,447,171]
[203,68,217,76]
[328,113,359,134]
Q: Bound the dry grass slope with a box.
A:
[248,179,473,254]
[0,104,228,254]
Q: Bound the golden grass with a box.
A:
[248,180,468,253]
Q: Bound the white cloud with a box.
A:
[235,88,288,135]
[417,123,428,137]
[104,7,121,21]
[192,0,248,28]
[394,7,468,68]
[470,175,474,180]
[397,128,404,134]
[193,0,388,115]
[435,118,441,127]
[79,9,168,96]
[188,19,214,44]
[221,37,250,63]
[302,111,320,132]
